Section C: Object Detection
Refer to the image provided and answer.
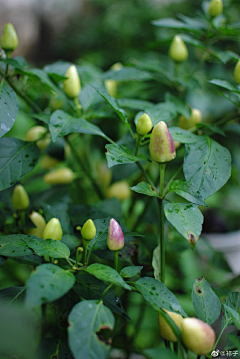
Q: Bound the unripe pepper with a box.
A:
[105,62,123,97]
[189,108,202,128]
[234,60,240,84]
[25,126,50,151]
[12,184,29,210]
[158,309,183,342]
[136,113,152,136]
[169,35,188,63]
[107,218,124,251]
[208,0,223,17]
[63,65,81,99]
[181,317,216,355]
[42,218,63,241]
[25,211,46,238]
[43,168,76,185]
[149,121,176,163]
[81,219,96,241]
[41,155,60,170]
[106,180,131,201]
[1,23,18,56]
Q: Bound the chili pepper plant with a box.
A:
[0,1,240,358]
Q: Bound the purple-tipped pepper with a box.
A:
[107,218,124,252]
[149,121,176,163]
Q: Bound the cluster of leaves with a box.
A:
[0,1,240,359]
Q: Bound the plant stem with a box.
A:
[163,164,183,197]
[82,239,90,266]
[197,355,201,359]
[100,283,114,300]
[159,163,166,198]
[212,320,230,351]
[19,210,25,227]
[158,163,166,283]
[73,96,82,117]
[136,162,158,193]
[164,339,170,349]
[135,134,142,156]
[114,250,119,272]
[173,342,178,354]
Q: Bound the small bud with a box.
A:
[81,219,96,241]
[12,184,29,210]
[25,126,50,151]
[1,23,18,55]
[43,168,75,185]
[208,0,223,17]
[107,218,124,251]
[181,318,216,355]
[169,35,188,63]
[106,180,131,201]
[149,121,176,163]
[158,309,183,342]
[63,65,81,98]
[136,113,152,136]
[189,108,202,128]
[42,218,63,241]
[25,211,46,238]
[234,59,240,84]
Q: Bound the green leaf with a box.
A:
[135,103,176,127]
[168,180,207,206]
[152,17,206,32]
[26,263,75,309]
[130,182,160,198]
[22,236,70,259]
[135,277,187,317]
[164,202,203,248]
[91,84,129,127]
[0,234,33,257]
[0,286,26,306]
[152,245,161,281]
[68,300,115,359]
[183,137,231,199]
[179,34,205,50]
[198,123,226,136]
[88,217,111,253]
[118,98,153,110]
[144,347,180,359]
[40,201,71,234]
[84,263,131,291]
[191,277,221,324]
[209,79,240,94]
[0,82,18,138]
[120,266,143,278]
[102,67,152,81]
[74,272,130,319]
[27,68,60,92]
[222,292,240,329]
[0,138,40,190]
[165,93,191,119]
[80,84,103,111]
[61,234,80,251]
[105,143,144,168]
[49,110,107,142]
[223,305,240,330]
[169,127,200,144]
[35,337,74,359]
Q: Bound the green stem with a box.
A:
[163,164,183,197]
[212,320,230,351]
[174,62,179,78]
[158,198,165,283]
[100,283,114,300]
[159,163,166,198]
[114,250,119,272]
[19,210,25,227]
[135,134,142,156]
[41,304,46,341]
[83,239,90,266]
[164,339,170,349]
[73,96,82,117]
[136,162,158,193]
[173,342,178,355]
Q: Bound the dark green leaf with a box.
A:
[40,201,71,234]
[0,82,18,138]
[88,217,111,253]
[183,136,231,199]
[198,123,226,136]
[120,266,143,278]
[0,138,40,190]
[0,287,26,306]
[22,236,70,259]
[223,305,240,330]
[152,17,205,32]
[35,337,74,359]
[26,263,75,309]
[84,263,131,291]
[165,93,191,119]
[74,272,130,319]
[130,182,160,198]
[192,277,221,324]
[91,84,129,127]
[168,180,207,206]
[135,103,176,127]
[102,67,152,81]
[0,234,33,257]
[106,143,144,168]
[118,98,153,110]
[49,110,107,142]
[209,79,240,94]
[62,234,80,250]
[12,254,43,266]
[135,277,187,317]
[27,68,59,92]
[68,300,115,359]
[164,202,203,248]
[179,34,205,50]
[80,84,103,111]
[169,127,200,143]
[144,347,179,359]
[222,292,240,329]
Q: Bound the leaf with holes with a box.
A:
[191,277,221,324]
[164,202,203,249]
[0,234,33,257]
[0,138,40,190]
[130,182,160,198]
[84,263,131,291]
[68,300,115,359]
[22,236,70,259]
[0,82,18,138]
[135,277,187,317]
[105,143,144,168]
[183,136,231,199]
[25,263,75,309]
[49,110,107,142]
[74,272,130,319]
